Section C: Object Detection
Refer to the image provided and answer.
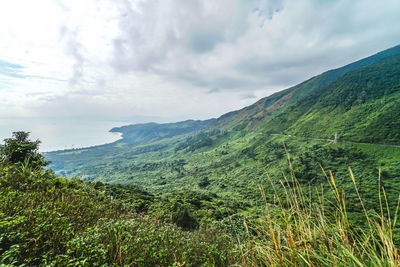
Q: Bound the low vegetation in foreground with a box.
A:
[0,132,236,266]
[1,132,400,266]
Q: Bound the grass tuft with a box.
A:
[241,156,400,266]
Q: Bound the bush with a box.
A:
[0,131,48,168]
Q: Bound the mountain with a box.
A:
[45,44,400,213]
[209,45,400,135]
[45,119,215,175]
[110,119,215,146]
[260,54,400,143]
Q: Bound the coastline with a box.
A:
[0,118,128,153]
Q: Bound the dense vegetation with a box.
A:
[2,132,400,266]
[0,132,237,265]
[261,54,400,144]
[110,119,215,146]
[46,45,400,194]
[0,45,398,265]
[45,44,400,235]
[45,128,400,224]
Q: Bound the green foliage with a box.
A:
[110,119,214,146]
[1,131,48,168]
[2,130,400,265]
[21,44,400,265]
[243,167,400,266]
[175,131,218,152]
[261,54,400,144]
[62,217,234,266]
[198,176,210,188]
[0,134,236,266]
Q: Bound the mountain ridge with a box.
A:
[109,119,215,146]
[258,49,400,144]
[208,44,400,132]
[45,44,400,202]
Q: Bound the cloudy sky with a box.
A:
[1,0,400,148]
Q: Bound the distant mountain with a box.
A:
[110,119,215,146]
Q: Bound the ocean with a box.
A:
[0,118,127,152]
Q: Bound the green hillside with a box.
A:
[261,53,400,144]
[3,132,400,266]
[46,45,400,201]
[4,45,400,266]
[0,133,237,265]
[209,44,400,131]
[44,47,400,257]
[111,119,215,146]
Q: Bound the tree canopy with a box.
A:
[0,131,48,167]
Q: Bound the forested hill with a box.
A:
[26,44,400,265]
[259,49,400,144]
[3,132,400,265]
[46,44,400,189]
[208,44,400,133]
[110,119,215,146]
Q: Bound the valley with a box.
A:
[46,44,400,229]
[2,44,400,266]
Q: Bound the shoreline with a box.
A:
[42,130,124,153]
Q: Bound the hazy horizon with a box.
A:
[0,118,129,152]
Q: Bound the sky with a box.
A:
[1,0,400,150]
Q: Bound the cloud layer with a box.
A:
[1,0,400,123]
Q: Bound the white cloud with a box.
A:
[1,0,400,124]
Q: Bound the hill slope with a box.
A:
[4,134,400,266]
[209,44,400,133]
[259,50,400,144]
[111,119,215,146]
[45,45,400,212]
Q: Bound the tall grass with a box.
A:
[240,152,400,266]
[3,149,400,266]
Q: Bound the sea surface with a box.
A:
[0,118,127,152]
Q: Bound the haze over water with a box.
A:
[0,118,126,152]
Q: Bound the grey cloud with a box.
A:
[30,93,178,123]
[211,76,261,90]
[206,88,220,94]
[240,92,257,99]
[180,71,266,92]
[234,52,330,88]
[107,0,400,96]
[110,0,255,72]
[188,29,224,54]
[59,26,85,85]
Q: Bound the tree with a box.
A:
[0,131,48,167]
[171,202,198,229]
[198,177,210,188]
